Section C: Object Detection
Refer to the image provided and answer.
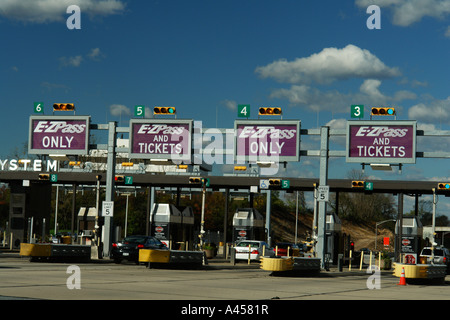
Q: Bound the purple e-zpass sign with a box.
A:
[129,119,192,160]
[235,120,300,162]
[346,120,417,164]
[28,116,90,155]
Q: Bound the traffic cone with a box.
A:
[397,267,407,286]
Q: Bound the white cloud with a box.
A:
[408,97,450,123]
[355,0,450,27]
[221,99,237,111]
[0,0,126,23]
[59,48,104,68]
[255,44,400,85]
[59,55,83,67]
[87,48,104,60]
[109,104,131,117]
[269,79,415,114]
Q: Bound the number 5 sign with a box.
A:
[102,201,114,217]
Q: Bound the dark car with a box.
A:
[111,235,167,264]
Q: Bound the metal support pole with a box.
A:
[223,188,229,249]
[316,126,329,269]
[432,188,437,263]
[265,189,272,247]
[396,193,403,263]
[103,121,117,258]
[200,185,206,249]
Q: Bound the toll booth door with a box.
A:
[9,193,26,248]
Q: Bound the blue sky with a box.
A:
[2,0,450,214]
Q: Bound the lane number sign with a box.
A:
[238,104,250,118]
[351,105,364,118]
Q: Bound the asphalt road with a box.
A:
[1,251,449,310]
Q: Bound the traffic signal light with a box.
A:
[269,179,281,186]
[371,107,395,116]
[189,177,209,187]
[189,177,202,184]
[115,175,125,183]
[38,173,50,181]
[258,107,282,116]
[53,103,75,111]
[351,180,364,188]
[438,183,450,190]
[121,162,134,167]
[154,106,176,115]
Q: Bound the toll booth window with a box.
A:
[12,207,23,215]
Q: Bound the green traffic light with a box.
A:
[387,108,394,115]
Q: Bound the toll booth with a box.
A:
[77,207,97,234]
[326,212,342,264]
[395,216,423,262]
[180,206,194,250]
[232,208,264,242]
[8,181,51,248]
[150,203,182,249]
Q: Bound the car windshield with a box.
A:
[237,242,259,248]
[123,236,147,244]
[422,249,444,256]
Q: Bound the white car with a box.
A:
[234,240,274,261]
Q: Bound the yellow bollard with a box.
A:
[359,251,364,270]
[378,252,381,270]
[369,251,373,270]
[349,250,352,271]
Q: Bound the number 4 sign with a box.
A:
[238,104,250,118]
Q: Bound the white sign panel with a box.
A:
[259,179,269,190]
[102,201,114,217]
[317,186,329,202]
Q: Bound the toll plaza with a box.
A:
[2,104,450,279]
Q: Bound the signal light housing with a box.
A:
[53,103,75,111]
[269,179,281,186]
[234,166,247,171]
[438,183,450,190]
[154,106,176,115]
[121,162,134,167]
[371,107,395,116]
[189,177,202,184]
[38,173,50,181]
[115,175,125,183]
[351,181,365,188]
[258,107,282,116]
